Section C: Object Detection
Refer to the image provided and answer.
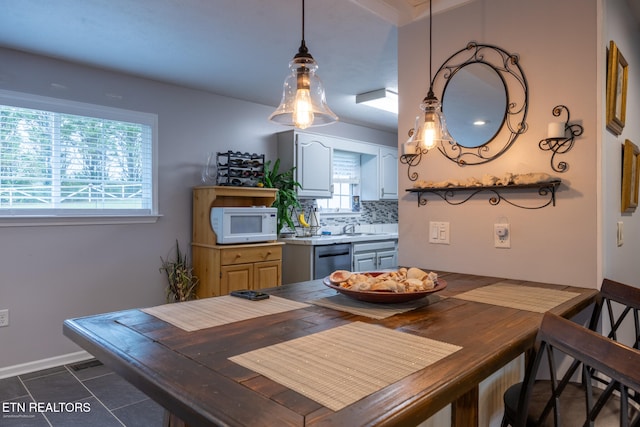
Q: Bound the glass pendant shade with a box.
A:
[412,91,453,150]
[269,55,338,129]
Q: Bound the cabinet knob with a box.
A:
[234,253,242,259]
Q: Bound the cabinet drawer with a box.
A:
[353,240,397,254]
[221,245,282,265]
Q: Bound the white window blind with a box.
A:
[0,90,157,220]
[317,150,360,212]
[332,150,360,184]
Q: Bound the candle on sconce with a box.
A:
[403,141,417,155]
[547,122,565,139]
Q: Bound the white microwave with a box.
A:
[210,207,277,244]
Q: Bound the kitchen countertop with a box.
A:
[280,223,398,245]
[280,232,398,245]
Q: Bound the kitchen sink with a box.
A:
[333,232,387,236]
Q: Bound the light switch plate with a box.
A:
[429,221,450,244]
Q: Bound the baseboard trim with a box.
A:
[0,351,93,379]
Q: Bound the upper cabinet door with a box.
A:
[295,133,333,198]
[379,146,398,200]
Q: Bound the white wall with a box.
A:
[0,47,396,372]
[602,0,640,286]
[398,0,601,288]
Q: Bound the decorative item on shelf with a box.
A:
[406,173,561,209]
[269,0,337,129]
[201,152,216,184]
[216,151,265,187]
[538,105,584,173]
[160,240,199,303]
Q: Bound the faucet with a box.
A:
[342,224,356,234]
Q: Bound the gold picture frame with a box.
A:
[606,41,628,135]
[621,139,639,213]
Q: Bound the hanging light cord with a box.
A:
[429,0,433,86]
[426,0,435,98]
[296,0,310,58]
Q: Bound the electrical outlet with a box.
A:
[617,221,624,247]
[494,223,510,248]
[0,309,8,327]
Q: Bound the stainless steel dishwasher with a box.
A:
[313,243,352,279]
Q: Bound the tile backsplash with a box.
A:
[299,199,398,227]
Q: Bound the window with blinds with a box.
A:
[0,90,157,221]
[317,150,360,212]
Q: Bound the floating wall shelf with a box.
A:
[406,180,561,209]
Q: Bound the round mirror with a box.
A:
[442,63,507,148]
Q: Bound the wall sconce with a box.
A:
[356,89,398,114]
[538,105,583,172]
[400,117,427,181]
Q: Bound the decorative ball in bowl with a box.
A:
[323,268,446,303]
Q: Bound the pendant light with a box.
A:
[269,0,338,129]
[408,0,453,150]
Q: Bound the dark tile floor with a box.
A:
[0,360,164,426]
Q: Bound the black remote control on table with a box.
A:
[230,290,270,301]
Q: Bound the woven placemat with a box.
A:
[141,295,310,332]
[309,293,443,319]
[453,282,580,313]
[229,321,462,411]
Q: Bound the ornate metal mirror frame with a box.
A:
[433,42,529,166]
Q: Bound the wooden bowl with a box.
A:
[322,273,447,304]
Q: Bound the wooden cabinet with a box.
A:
[192,186,283,298]
[218,245,282,294]
[352,240,398,271]
[277,131,333,198]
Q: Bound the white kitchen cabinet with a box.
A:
[277,131,333,198]
[352,240,398,271]
[379,146,398,200]
[361,146,398,201]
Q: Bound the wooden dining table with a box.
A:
[63,272,597,427]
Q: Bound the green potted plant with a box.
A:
[261,159,301,236]
[160,240,199,302]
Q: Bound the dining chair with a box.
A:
[501,278,640,427]
[503,311,640,427]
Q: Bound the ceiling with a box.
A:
[0,0,401,133]
[1,1,637,134]
[0,0,475,133]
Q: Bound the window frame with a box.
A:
[0,89,159,227]
[317,150,361,214]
